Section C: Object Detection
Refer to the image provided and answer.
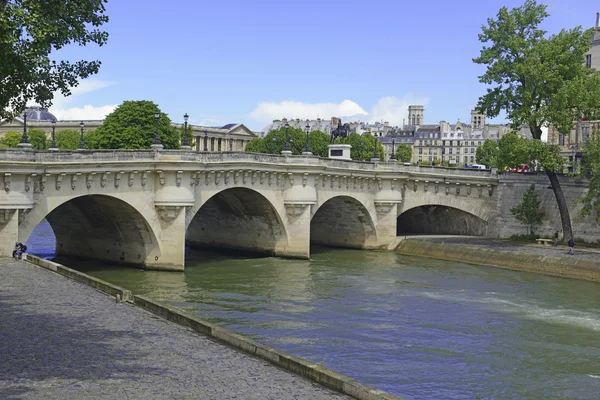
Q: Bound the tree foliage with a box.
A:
[335,133,384,161]
[510,184,545,235]
[0,0,109,119]
[580,129,600,222]
[473,0,596,242]
[0,131,22,148]
[91,101,180,149]
[27,129,47,150]
[395,143,412,163]
[55,129,81,150]
[475,139,499,167]
[497,132,563,172]
[473,0,597,138]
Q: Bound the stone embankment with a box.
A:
[395,237,600,283]
[0,257,399,400]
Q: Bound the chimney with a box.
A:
[596,12,600,29]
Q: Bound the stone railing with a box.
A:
[0,149,497,180]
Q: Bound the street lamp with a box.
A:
[204,130,208,151]
[49,119,58,150]
[151,111,163,149]
[181,113,191,149]
[390,139,396,161]
[284,122,290,152]
[79,121,85,149]
[303,123,312,155]
[18,111,32,148]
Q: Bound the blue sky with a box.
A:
[48,0,600,131]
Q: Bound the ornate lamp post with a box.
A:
[283,122,290,152]
[18,111,32,148]
[303,123,312,155]
[78,121,85,150]
[390,139,396,161]
[49,119,58,151]
[181,113,191,149]
[151,111,163,150]
[204,130,208,151]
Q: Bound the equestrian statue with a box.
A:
[330,120,350,143]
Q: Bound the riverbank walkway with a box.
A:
[0,258,348,399]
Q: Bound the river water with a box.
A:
[28,220,600,399]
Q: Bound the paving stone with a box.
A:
[0,259,348,399]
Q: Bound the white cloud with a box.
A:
[43,79,117,121]
[250,99,368,124]
[249,95,429,128]
[368,95,429,126]
[50,104,118,121]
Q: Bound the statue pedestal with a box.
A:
[281,150,292,156]
[328,144,352,160]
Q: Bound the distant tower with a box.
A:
[470,109,486,129]
[408,105,424,126]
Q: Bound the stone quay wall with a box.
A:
[492,173,599,242]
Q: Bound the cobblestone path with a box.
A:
[0,259,348,400]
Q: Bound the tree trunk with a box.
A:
[546,171,574,242]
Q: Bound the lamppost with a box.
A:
[303,123,312,155]
[151,111,163,150]
[78,121,85,150]
[18,111,32,148]
[181,113,191,149]
[283,122,290,153]
[390,139,396,161]
[229,138,233,152]
[372,139,379,161]
[204,130,208,151]
[49,119,58,151]
[360,139,365,161]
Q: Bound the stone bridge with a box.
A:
[0,150,499,271]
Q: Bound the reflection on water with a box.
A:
[28,219,600,399]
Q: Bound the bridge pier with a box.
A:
[279,202,314,259]
[0,209,19,257]
[145,205,187,271]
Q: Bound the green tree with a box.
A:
[27,129,47,150]
[497,133,528,170]
[396,143,412,163]
[473,0,597,242]
[0,1,109,120]
[0,131,22,148]
[93,101,180,149]
[476,139,499,168]
[510,184,545,235]
[245,137,265,153]
[580,129,600,222]
[55,130,81,150]
[307,130,331,157]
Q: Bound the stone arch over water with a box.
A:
[397,205,488,236]
[310,195,377,249]
[186,187,288,256]
[24,194,159,266]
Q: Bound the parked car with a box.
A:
[471,164,487,169]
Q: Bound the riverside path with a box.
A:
[0,259,348,399]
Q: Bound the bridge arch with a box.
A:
[21,194,159,266]
[186,187,288,256]
[398,195,492,236]
[311,195,377,249]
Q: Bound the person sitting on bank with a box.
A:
[12,242,19,259]
[568,238,575,255]
[553,231,559,247]
[13,242,27,260]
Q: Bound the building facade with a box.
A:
[0,107,256,151]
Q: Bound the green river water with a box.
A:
[29,220,600,399]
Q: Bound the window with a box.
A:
[449,148,453,154]
[586,54,592,68]
[418,148,423,154]
[470,148,474,153]
[583,126,590,145]
[559,133,565,146]
[429,156,433,161]
[470,156,474,163]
